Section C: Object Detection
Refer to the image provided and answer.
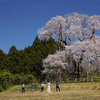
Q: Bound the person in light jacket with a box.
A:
[47,81,51,92]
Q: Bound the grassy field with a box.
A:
[0,82,100,100]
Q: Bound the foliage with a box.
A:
[0,85,2,92]
[38,12,100,80]
[1,12,100,91]
[0,71,11,90]
[0,36,57,91]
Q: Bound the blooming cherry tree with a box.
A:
[88,15,100,42]
[65,36,100,77]
[43,51,67,79]
[65,13,89,42]
[38,12,100,80]
[38,16,66,42]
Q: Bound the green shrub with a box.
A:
[0,85,2,92]
[0,71,12,90]
[21,75,35,84]
[11,74,21,85]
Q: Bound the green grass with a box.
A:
[0,82,100,100]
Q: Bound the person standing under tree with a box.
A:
[31,83,34,92]
[22,84,25,93]
[56,81,60,92]
[47,81,51,92]
[41,82,44,92]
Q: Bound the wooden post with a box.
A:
[99,71,100,77]
[70,50,73,79]
[87,66,89,82]
[58,24,62,81]
[87,58,89,82]
[70,52,72,79]
[57,68,59,80]
[90,61,93,78]
[76,62,78,81]
[68,62,70,79]
[79,59,81,80]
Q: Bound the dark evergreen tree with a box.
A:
[0,36,58,89]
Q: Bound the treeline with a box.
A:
[0,36,58,91]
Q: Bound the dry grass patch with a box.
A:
[0,82,100,100]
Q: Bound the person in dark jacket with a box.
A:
[56,81,60,92]
[41,82,44,92]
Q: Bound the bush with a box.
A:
[21,75,35,84]
[0,85,2,92]
[0,71,12,90]
[26,75,34,83]
[11,74,21,85]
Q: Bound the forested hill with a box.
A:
[0,36,58,91]
[0,36,58,77]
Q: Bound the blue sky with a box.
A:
[0,0,100,54]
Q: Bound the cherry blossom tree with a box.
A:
[88,15,100,42]
[38,13,89,45]
[64,12,89,42]
[38,13,100,45]
[38,12,100,80]
[65,36,100,80]
[43,51,67,79]
[38,16,66,43]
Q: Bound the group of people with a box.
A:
[22,83,35,93]
[41,81,51,92]
[41,81,60,92]
[22,81,60,93]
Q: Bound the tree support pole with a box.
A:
[79,59,81,80]
[76,62,78,81]
[87,58,89,82]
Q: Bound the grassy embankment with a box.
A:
[0,82,100,100]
